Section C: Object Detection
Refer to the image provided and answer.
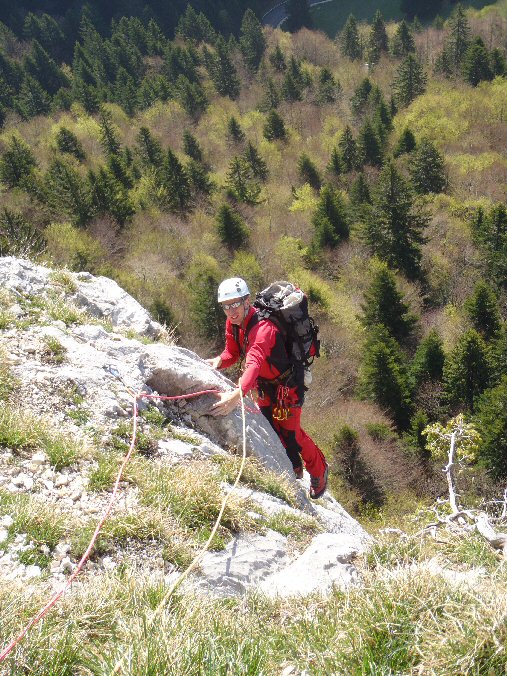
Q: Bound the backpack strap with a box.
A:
[232,311,259,360]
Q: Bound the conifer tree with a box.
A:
[207,36,240,99]
[98,107,121,157]
[474,376,507,479]
[298,154,321,189]
[317,67,340,104]
[44,158,92,226]
[359,326,413,429]
[261,77,280,111]
[409,138,447,194]
[135,127,163,168]
[215,203,249,248]
[15,75,50,119]
[186,159,215,197]
[239,9,266,73]
[338,126,358,172]
[340,14,361,61]
[360,260,417,341]
[269,45,286,71]
[312,185,349,248]
[392,55,427,107]
[444,328,491,412]
[113,67,138,116]
[358,119,383,168]
[263,110,287,141]
[182,130,203,163]
[462,37,493,86]
[286,0,313,32]
[188,255,223,341]
[281,70,303,102]
[351,77,373,118]
[243,142,268,181]
[393,128,417,157]
[366,10,389,64]
[491,325,507,385]
[158,149,191,212]
[365,161,428,280]
[490,48,507,77]
[0,136,37,188]
[411,329,445,385]
[447,3,471,69]
[391,20,415,57]
[464,280,501,340]
[56,128,85,162]
[176,6,216,44]
[227,116,246,145]
[23,40,69,96]
[174,75,207,119]
[225,156,261,204]
[88,166,134,225]
[350,172,371,207]
[107,154,134,190]
[23,12,64,60]
[327,146,342,175]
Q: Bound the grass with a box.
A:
[0,350,17,402]
[48,269,77,293]
[0,405,83,469]
[41,335,67,364]
[265,511,321,548]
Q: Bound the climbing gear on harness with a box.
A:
[294,465,304,479]
[272,384,291,421]
[217,277,250,303]
[309,462,329,500]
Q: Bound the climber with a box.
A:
[205,277,328,499]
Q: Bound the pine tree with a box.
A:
[239,9,266,73]
[462,37,493,86]
[409,138,447,194]
[447,3,471,70]
[392,55,427,107]
[158,149,191,213]
[215,203,249,248]
[464,280,501,340]
[173,75,207,119]
[351,77,373,118]
[411,329,445,385]
[490,48,507,77]
[360,259,417,341]
[107,154,134,190]
[298,154,321,189]
[23,12,64,60]
[358,119,383,168]
[0,135,37,188]
[474,376,507,479]
[243,142,268,181]
[269,45,286,71]
[226,156,261,204]
[176,5,216,44]
[393,128,417,157]
[286,0,313,32]
[338,126,358,172]
[98,107,121,157]
[263,110,287,141]
[113,67,138,116]
[15,75,50,119]
[182,130,203,163]
[350,172,371,206]
[359,326,413,429]
[327,146,342,175]
[367,10,389,64]
[365,162,428,280]
[261,77,280,111]
[188,255,223,341]
[391,20,415,57]
[88,166,134,225]
[281,70,303,102]
[317,67,340,104]
[207,36,240,99]
[340,14,362,61]
[444,329,492,412]
[312,185,349,248]
[227,116,246,145]
[136,127,163,168]
[56,128,85,162]
[186,159,215,197]
[475,205,507,289]
[44,158,92,226]
[23,40,69,96]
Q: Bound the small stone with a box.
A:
[102,556,116,571]
[40,544,50,556]
[0,515,13,529]
[25,565,42,579]
[55,543,71,560]
[31,453,46,466]
[23,477,34,490]
[6,483,19,493]
[52,320,66,331]
[50,560,60,573]
[281,667,297,676]
[43,480,54,490]
[60,556,74,573]
[54,474,69,488]
[0,530,8,544]
[11,475,25,487]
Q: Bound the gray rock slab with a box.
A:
[259,533,362,598]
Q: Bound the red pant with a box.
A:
[258,385,327,477]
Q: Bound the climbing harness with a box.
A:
[272,384,291,421]
[0,373,250,667]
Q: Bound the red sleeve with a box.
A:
[219,319,240,368]
[239,321,278,395]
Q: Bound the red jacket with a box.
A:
[219,307,291,395]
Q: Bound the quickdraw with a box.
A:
[273,385,291,421]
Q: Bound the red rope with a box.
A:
[0,386,238,663]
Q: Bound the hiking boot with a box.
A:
[293,465,304,480]
[309,463,328,500]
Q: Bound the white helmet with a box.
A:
[217,277,250,303]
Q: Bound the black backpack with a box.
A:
[253,280,320,377]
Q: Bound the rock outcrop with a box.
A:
[0,257,371,598]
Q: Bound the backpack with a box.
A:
[253,280,320,385]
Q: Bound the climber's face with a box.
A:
[221,296,250,325]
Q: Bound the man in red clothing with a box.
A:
[206,277,328,499]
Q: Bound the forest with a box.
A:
[0,0,506,514]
